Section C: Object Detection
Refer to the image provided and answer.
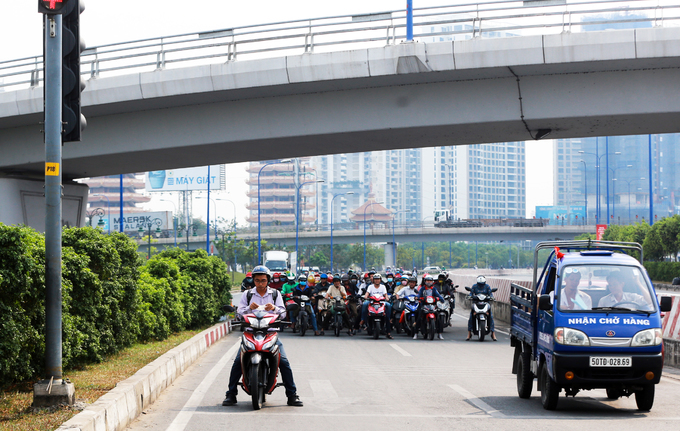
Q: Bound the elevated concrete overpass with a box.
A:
[1,27,680,180]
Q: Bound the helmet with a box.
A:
[251,265,271,281]
[320,273,328,280]
[327,274,334,282]
[438,272,447,279]
[423,275,434,282]
[372,273,382,280]
[476,275,486,285]
[246,272,252,277]
[341,274,350,283]
[298,274,308,283]
[280,274,288,282]
[408,276,417,283]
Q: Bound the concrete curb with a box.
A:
[56,321,232,431]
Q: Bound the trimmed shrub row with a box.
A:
[0,224,231,388]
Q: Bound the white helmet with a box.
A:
[476,275,486,285]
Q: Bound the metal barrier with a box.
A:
[1,0,679,92]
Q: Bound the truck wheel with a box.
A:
[606,388,622,400]
[540,363,559,410]
[635,384,655,411]
[517,349,533,399]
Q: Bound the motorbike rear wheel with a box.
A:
[250,363,265,410]
[427,319,435,340]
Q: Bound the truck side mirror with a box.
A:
[538,295,553,311]
[659,296,672,312]
[222,305,235,313]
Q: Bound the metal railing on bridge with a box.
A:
[1,0,679,92]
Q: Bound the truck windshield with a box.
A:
[265,260,287,271]
[556,265,656,313]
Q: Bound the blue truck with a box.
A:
[510,240,673,411]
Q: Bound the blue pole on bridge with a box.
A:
[407,0,414,41]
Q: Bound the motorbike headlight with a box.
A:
[242,334,256,350]
[631,328,662,347]
[554,327,590,346]
[246,317,268,329]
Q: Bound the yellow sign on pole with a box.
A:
[45,163,60,176]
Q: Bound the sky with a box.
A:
[2,1,553,225]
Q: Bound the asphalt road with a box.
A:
[125,310,680,431]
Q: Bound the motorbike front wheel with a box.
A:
[334,314,341,337]
[428,318,435,340]
[373,320,381,339]
[477,317,485,342]
[250,362,265,410]
[300,312,308,337]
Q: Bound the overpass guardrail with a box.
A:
[2,0,680,92]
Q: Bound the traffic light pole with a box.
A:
[44,12,63,383]
[34,11,75,407]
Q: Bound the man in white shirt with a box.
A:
[559,268,592,310]
[597,270,651,308]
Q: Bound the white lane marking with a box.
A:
[309,380,339,400]
[390,343,412,357]
[166,340,240,431]
[448,384,506,418]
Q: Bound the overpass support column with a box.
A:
[384,242,396,269]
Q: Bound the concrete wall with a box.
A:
[0,178,88,231]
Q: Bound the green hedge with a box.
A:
[0,224,231,388]
[644,261,680,283]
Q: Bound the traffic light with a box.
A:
[61,0,86,142]
[38,0,69,15]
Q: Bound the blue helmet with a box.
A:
[251,265,271,281]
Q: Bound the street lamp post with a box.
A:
[296,179,324,273]
[86,207,105,227]
[578,161,588,225]
[139,218,162,260]
[363,202,383,272]
[391,210,408,270]
[579,150,620,224]
[258,159,293,265]
[91,194,111,234]
[330,191,354,273]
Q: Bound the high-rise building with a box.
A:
[553,134,679,224]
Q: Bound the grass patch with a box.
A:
[0,329,204,431]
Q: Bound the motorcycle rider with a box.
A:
[314,273,332,332]
[384,271,397,294]
[293,275,321,336]
[466,275,497,341]
[240,271,254,292]
[325,274,351,335]
[270,272,284,291]
[222,265,303,407]
[281,274,298,299]
[395,276,420,299]
[359,273,393,339]
[414,275,446,340]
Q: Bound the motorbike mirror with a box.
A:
[491,287,498,292]
[222,305,235,313]
[659,296,672,312]
[464,286,471,292]
[538,295,553,311]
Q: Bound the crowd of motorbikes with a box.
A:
[236,271,497,342]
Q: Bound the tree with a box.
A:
[642,225,665,261]
[656,215,680,261]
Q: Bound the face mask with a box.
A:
[273,279,279,282]
[425,281,434,287]
[396,281,401,286]
[387,278,393,282]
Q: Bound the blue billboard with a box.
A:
[535,205,586,225]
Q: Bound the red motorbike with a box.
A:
[366,295,388,340]
[420,295,438,340]
[237,306,285,410]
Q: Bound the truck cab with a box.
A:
[510,240,673,411]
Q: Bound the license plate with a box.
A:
[589,357,632,367]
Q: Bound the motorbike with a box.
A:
[293,295,313,336]
[436,298,450,333]
[316,294,332,332]
[225,304,285,410]
[366,295,388,340]
[346,294,362,334]
[283,295,298,333]
[329,296,348,337]
[420,295,438,340]
[390,296,405,334]
[465,286,498,341]
[398,294,420,336]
